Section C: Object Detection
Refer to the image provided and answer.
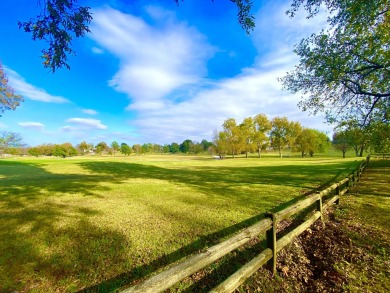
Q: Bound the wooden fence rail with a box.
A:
[121,156,370,293]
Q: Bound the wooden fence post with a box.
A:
[335,183,340,205]
[265,212,277,275]
[316,193,325,228]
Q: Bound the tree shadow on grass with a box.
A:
[0,159,360,292]
[0,162,131,292]
[76,159,358,211]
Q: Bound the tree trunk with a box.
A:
[301,151,304,158]
[359,145,364,157]
[342,150,346,158]
[258,147,261,158]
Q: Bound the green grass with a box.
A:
[333,159,390,292]
[0,154,362,292]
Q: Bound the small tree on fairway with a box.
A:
[111,141,119,156]
[333,131,351,158]
[120,143,131,155]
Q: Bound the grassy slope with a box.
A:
[242,159,390,292]
[0,154,361,292]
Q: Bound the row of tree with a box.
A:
[333,120,390,158]
[19,139,214,158]
[213,115,330,159]
[212,114,390,159]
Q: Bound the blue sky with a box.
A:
[0,0,330,147]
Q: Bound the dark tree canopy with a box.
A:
[19,0,92,72]
[21,0,255,72]
[281,0,389,127]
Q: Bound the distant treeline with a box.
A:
[1,113,388,158]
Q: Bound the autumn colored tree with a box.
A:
[294,128,329,157]
[223,118,243,158]
[213,130,229,159]
[0,63,24,116]
[253,114,271,158]
[77,141,89,155]
[270,117,302,158]
[95,141,108,155]
[239,117,256,158]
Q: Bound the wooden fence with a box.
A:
[121,156,370,293]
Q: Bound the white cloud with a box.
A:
[4,67,69,103]
[18,122,45,131]
[90,6,215,109]
[92,47,104,54]
[252,0,328,54]
[124,2,332,143]
[0,122,7,129]
[86,2,331,144]
[66,118,108,130]
[82,109,98,115]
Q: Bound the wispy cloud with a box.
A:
[18,122,45,131]
[90,6,216,110]
[65,118,108,130]
[125,2,331,143]
[91,47,104,54]
[4,67,69,103]
[82,109,98,115]
[87,2,331,144]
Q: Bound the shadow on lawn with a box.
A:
[0,159,359,292]
[0,161,130,292]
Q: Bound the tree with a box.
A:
[333,131,350,158]
[343,124,369,157]
[132,144,141,154]
[19,0,92,72]
[180,139,193,153]
[270,117,302,157]
[281,0,389,127]
[120,143,131,155]
[212,130,229,159]
[95,141,108,155]
[239,117,256,158]
[28,147,42,157]
[1,63,24,116]
[141,143,152,154]
[169,142,180,154]
[0,131,24,156]
[111,141,120,156]
[294,128,329,157]
[200,139,213,151]
[21,0,255,72]
[253,114,271,158]
[222,118,243,158]
[52,143,77,158]
[162,144,170,154]
[77,141,89,155]
[369,122,390,155]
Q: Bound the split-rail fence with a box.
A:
[121,156,370,293]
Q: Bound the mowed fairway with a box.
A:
[0,154,361,292]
